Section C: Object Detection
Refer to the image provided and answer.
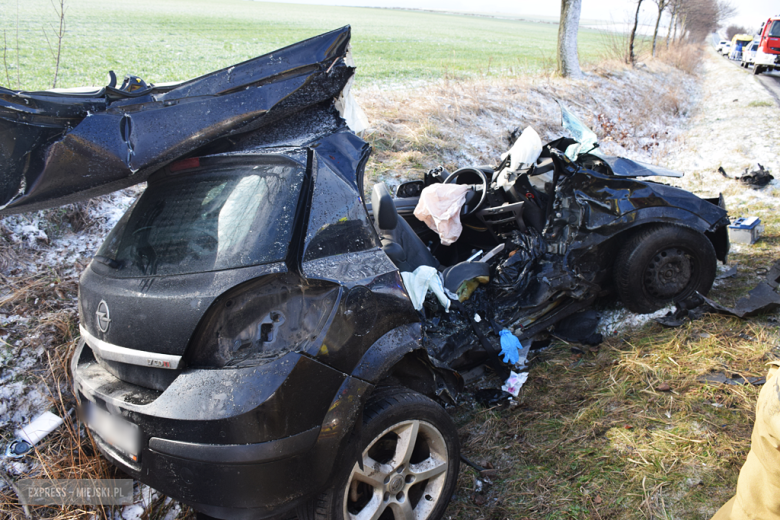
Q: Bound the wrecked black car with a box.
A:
[0,26,729,520]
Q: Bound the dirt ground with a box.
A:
[1,46,778,519]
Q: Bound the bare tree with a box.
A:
[628,0,645,65]
[665,0,680,48]
[42,0,67,88]
[650,0,669,56]
[556,0,584,78]
[725,24,748,40]
[673,0,736,43]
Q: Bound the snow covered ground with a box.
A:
[660,48,780,214]
[1,47,778,518]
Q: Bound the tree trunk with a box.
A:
[665,5,676,48]
[628,0,644,65]
[556,0,584,78]
[651,0,666,56]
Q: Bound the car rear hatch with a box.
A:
[78,152,307,390]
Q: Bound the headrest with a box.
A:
[371,182,397,230]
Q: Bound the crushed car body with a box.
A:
[1,27,730,520]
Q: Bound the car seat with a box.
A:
[371,183,489,294]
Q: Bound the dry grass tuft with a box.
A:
[0,269,194,519]
[656,43,704,75]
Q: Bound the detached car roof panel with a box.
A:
[0,26,354,215]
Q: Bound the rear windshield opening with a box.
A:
[96,157,305,277]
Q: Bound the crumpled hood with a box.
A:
[0,26,355,214]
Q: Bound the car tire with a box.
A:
[310,388,460,520]
[614,225,716,314]
[754,65,763,75]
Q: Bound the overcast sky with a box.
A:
[256,0,776,33]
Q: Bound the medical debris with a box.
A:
[501,371,529,397]
[718,164,775,187]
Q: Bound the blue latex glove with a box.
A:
[499,329,521,365]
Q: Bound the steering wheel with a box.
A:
[443,167,489,216]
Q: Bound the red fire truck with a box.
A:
[754,15,780,75]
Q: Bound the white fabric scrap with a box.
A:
[413,183,471,246]
[400,266,450,312]
[502,371,529,397]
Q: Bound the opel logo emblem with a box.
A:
[96,300,111,333]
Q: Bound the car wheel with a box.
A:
[754,65,763,75]
[311,389,459,520]
[614,225,716,314]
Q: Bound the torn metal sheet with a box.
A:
[702,260,780,318]
[0,26,355,214]
[718,164,774,187]
[701,282,780,318]
[698,372,766,386]
[659,261,780,324]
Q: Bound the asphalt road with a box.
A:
[713,39,780,107]
[754,69,780,106]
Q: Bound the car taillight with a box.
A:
[187,274,340,368]
[169,157,200,172]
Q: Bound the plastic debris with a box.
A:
[473,313,482,323]
[501,371,529,397]
[552,309,603,346]
[729,217,762,245]
[473,388,512,407]
[716,265,738,279]
[657,261,780,325]
[400,266,450,312]
[5,411,64,458]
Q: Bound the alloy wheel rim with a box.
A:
[343,419,449,520]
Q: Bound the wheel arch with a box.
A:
[350,322,463,404]
[580,209,728,273]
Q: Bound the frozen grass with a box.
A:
[0,0,613,91]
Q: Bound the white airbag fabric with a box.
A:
[413,183,471,246]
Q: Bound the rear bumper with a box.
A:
[755,49,780,66]
[71,338,371,519]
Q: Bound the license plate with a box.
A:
[85,402,141,458]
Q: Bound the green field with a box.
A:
[0,0,610,91]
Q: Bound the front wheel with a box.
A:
[754,65,764,75]
[311,389,460,520]
[614,225,717,314]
